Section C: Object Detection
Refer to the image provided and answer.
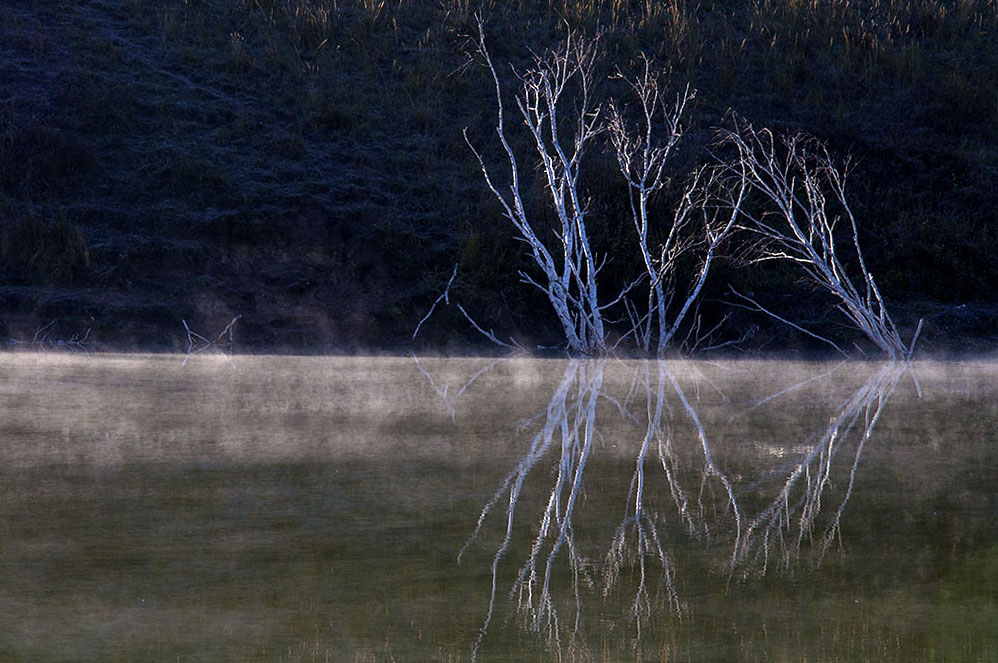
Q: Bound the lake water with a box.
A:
[1,354,995,661]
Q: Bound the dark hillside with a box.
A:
[2,0,996,354]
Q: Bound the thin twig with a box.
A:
[727,286,848,357]
[412,264,459,340]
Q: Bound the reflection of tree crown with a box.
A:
[416,357,914,658]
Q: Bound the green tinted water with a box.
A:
[0,355,995,661]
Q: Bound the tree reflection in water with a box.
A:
[454,361,604,659]
[731,361,912,576]
[417,357,916,659]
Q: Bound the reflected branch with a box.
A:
[666,366,742,560]
[455,357,913,659]
[818,364,906,562]
[604,362,681,636]
[731,362,909,575]
[412,354,511,424]
[465,361,587,661]
[465,358,736,657]
[514,361,604,633]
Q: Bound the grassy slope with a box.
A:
[1,0,996,354]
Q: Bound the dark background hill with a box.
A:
[2,0,996,355]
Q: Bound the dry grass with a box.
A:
[0,0,994,351]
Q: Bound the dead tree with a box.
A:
[465,23,746,356]
[465,21,613,355]
[607,62,747,355]
[720,121,921,360]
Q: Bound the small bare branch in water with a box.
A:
[410,263,528,352]
[7,322,91,353]
[412,264,458,341]
[181,315,241,366]
[456,304,526,352]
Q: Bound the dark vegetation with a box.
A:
[1,0,996,354]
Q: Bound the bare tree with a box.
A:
[464,23,746,356]
[720,121,922,360]
[607,63,747,355]
[465,20,614,355]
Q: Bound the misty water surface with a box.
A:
[0,354,995,661]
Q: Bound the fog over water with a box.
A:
[1,354,995,661]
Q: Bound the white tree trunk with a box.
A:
[465,22,607,354]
